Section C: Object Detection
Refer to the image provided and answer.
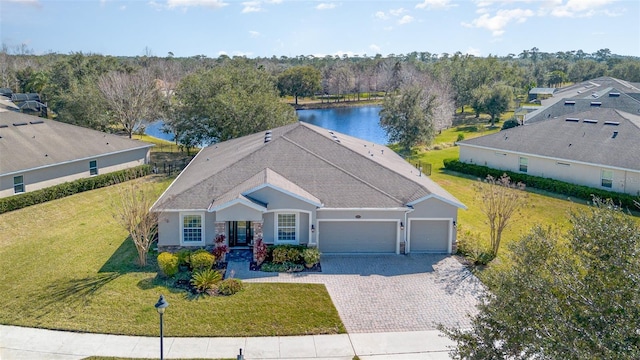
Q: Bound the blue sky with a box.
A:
[2,0,639,58]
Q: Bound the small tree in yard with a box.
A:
[113,182,158,267]
[475,174,526,257]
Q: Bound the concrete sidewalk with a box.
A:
[0,325,455,359]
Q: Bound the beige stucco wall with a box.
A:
[157,211,216,247]
[248,187,318,212]
[0,148,150,198]
[316,209,405,220]
[215,203,263,222]
[459,145,640,196]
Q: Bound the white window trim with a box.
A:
[13,175,24,194]
[89,160,98,176]
[180,212,205,246]
[519,157,528,173]
[601,169,613,188]
[274,212,299,245]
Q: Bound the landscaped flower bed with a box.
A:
[157,245,242,296]
[250,241,322,273]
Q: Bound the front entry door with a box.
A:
[229,221,252,247]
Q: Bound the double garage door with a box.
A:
[318,221,397,253]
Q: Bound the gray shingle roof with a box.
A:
[525,87,640,124]
[460,108,640,171]
[0,110,153,175]
[152,122,464,211]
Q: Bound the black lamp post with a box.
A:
[155,295,169,360]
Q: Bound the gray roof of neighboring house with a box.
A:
[537,76,640,109]
[0,110,153,176]
[529,87,556,95]
[525,87,640,124]
[459,108,640,171]
[152,122,465,211]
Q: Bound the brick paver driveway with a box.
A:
[230,254,484,333]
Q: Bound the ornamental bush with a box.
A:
[190,249,215,271]
[218,278,243,296]
[175,248,191,267]
[253,238,268,265]
[190,269,223,293]
[157,252,179,278]
[271,245,304,264]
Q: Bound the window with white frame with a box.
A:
[601,170,613,188]
[89,160,98,176]
[182,214,203,244]
[13,175,24,194]
[519,157,528,173]
[277,213,297,242]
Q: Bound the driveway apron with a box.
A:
[228,254,484,333]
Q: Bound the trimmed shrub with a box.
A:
[218,278,243,296]
[302,247,321,266]
[190,269,223,293]
[190,249,215,271]
[157,252,179,278]
[271,245,303,264]
[456,133,465,142]
[211,234,229,263]
[176,248,191,267]
[0,165,151,214]
[501,118,519,130]
[260,261,304,273]
[443,159,637,209]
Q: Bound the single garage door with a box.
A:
[409,220,450,253]
[319,221,397,253]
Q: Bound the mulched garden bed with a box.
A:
[250,261,322,273]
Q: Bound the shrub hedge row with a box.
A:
[0,165,151,214]
[442,159,637,209]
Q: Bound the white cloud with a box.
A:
[241,1,262,13]
[389,8,406,16]
[316,2,336,10]
[249,30,260,38]
[398,15,414,25]
[167,0,227,9]
[369,44,381,53]
[465,47,481,56]
[218,50,228,56]
[547,0,617,18]
[463,8,534,36]
[415,0,453,10]
[374,11,388,20]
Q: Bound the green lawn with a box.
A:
[0,176,344,337]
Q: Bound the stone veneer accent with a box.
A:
[252,221,263,242]
[215,222,227,243]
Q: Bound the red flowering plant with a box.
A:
[253,237,267,266]
[212,234,229,263]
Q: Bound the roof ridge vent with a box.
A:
[609,92,620,97]
[13,122,28,126]
[264,131,272,143]
[564,100,575,105]
[590,101,602,106]
[0,124,8,128]
[604,121,620,126]
[583,119,598,124]
[566,117,580,122]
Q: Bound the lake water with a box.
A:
[145,105,388,145]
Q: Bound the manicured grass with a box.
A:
[0,177,344,337]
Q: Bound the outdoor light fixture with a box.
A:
[453,221,457,228]
[311,224,315,233]
[155,295,169,360]
[400,222,404,230]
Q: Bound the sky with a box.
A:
[1,0,639,58]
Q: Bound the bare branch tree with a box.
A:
[112,181,159,267]
[475,174,527,256]
[98,69,161,138]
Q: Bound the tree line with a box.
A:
[1,46,638,150]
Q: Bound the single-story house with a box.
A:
[0,110,153,197]
[458,108,640,195]
[528,87,556,102]
[151,122,466,254]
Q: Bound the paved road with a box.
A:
[228,254,484,333]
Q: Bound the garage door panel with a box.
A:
[319,221,396,253]
[410,220,449,253]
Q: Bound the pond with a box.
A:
[145,105,388,145]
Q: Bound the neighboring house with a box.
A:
[151,122,466,254]
[0,109,153,197]
[528,87,556,102]
[458,108,640,196]
[525,86,640,124]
